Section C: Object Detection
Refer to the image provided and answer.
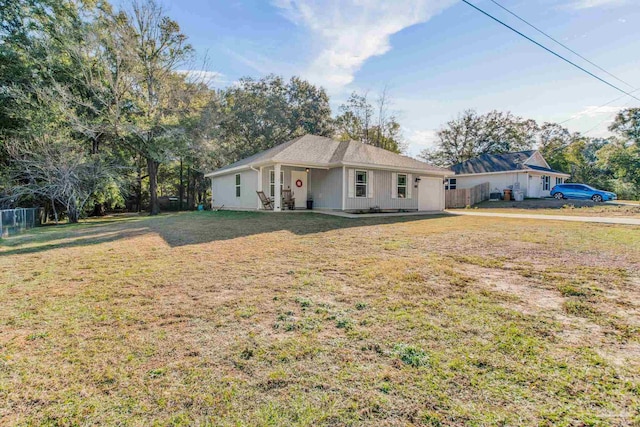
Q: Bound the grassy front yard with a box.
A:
[468,199,640,218]
[1,212,639,426]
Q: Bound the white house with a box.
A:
[449,150,570,198]
[205,135,451,212]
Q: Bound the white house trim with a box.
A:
[340,162,451,176]
[274,163,282,211]
[524,151,551,169]
[341,166,346,210]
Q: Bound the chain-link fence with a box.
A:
[0,208,40,238]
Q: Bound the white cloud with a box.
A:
[569,105,623,120]
[272,0,456,91]
[176,70,226,87]
[568,0,627,10]
[405,128,439,157]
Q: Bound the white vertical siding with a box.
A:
[211,169,258,209]
[308,168,343,209]
[345,169,419,210]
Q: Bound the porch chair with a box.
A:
[282,189,296,210]
[256,191,274,210]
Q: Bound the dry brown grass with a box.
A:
[468,199,640,218]
[1,211,639,426]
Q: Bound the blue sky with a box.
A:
[154,0,640,156]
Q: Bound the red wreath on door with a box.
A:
[295,179,303,188]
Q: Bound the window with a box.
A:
[556,177,564,185]
[269,170,284,198]
[542,175,550,191]
[235,174,241,197]
[445,178,457,190]
[355,170,367,198]
[397,174,407,198]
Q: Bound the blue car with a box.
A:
[550,183,617,202]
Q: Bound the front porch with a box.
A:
[257,164,339,212]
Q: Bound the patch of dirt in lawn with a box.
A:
[474,268,564,313]
[462,263,640,369]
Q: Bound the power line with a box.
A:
[482,0,639,130]
[582,97,633,135]
[460,0,640,103]
[558,88,640,125]
[487,0,635,90]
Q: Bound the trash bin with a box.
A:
[514,191,524,202]
[306,199,313,210]
[503,189,512,201]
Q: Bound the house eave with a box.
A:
[206,160,450,177]
[340,162,452,176]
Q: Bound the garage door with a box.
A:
[418,177,444,211]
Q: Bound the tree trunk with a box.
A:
[91,203,106,217]
[67,203,79,223]
[187,165,193,209]
[51,198,59,224]
[179,157,184,210]
[136,162,143,213]
[147,157,160,215]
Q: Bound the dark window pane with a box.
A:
[398,186,406,198]
[356,184,367,197]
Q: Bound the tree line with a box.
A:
[421,109,640,200]
[0,0,402,222]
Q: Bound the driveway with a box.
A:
[446,210,640,225]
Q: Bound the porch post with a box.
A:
[257,167,263,210]
[274,163,282,211]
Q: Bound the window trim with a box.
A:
[397,173,407,199]
[355,170,368,198]
[445,178,457,190]
[269,170,284,198]
[542,175,550,191]
[235,173,241,198]
[555,177,564,185]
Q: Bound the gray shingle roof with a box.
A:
[208,135,449,175]
[451,151,537,174]
[451,151,569,175]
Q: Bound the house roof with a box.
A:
[207,134,450,176]
[450,150,568,175]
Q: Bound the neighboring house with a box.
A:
[205,134,451,212]
[449,150,570,198]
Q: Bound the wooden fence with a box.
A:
[445,182,490,208]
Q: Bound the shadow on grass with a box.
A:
[0,210,451,255]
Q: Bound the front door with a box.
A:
[529,175,541,198]
[418,177,444,211]
[290,171,308,209]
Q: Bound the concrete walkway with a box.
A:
[446,210,640,226]
[313,210,444,219]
